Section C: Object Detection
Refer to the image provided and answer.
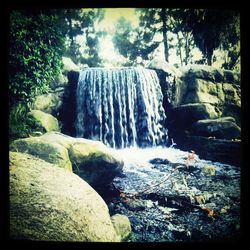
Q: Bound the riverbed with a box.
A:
[106,147,241,242]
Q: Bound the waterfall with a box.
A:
[76,67,168,148]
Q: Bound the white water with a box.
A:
[76,67,168,148]
[111,147,240,194]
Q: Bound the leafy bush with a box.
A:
[9,102,40,142]
[9,10,66,104]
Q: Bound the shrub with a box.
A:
[9,102,42,142]
[9,10,66,104]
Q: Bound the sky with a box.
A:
[97,8,139,31]
[96,8,138,66]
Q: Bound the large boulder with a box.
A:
[192,117,241,140]
[168,103,219,129]
[38,132,124,188]
[68,140,123,188]
[148,58,182,77]
[10,136,72,171]
[28,110,60,132]
[10,132,124,187]
[178,64,240,84]
[9,151,120,242]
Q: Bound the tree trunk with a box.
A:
[161,8,169,62]
[207,53,212,66]
[176,32,183,66]
[206,46,214,66]
[184,32,191,65]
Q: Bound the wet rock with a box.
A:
[149,158,172,165]
[123,199,151,211]
[192,117,241,140]
[176,135,241,166]
[28,110,60,133]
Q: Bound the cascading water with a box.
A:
[76,67,168,148]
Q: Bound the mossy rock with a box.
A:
[10,137,72,171]
[10,132,124,187]
[9,151,119,242]
[111,214,132,241]
[28,110,60,132]
[32,92,63,115]
[68,140,124,188]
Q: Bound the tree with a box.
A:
[136,8,170,62]
[182,9,240,66]
[167,9,196,66]
[9,10,66,104]
[112,9,172,65]
[63,8,104,65]
[112,8,196,66]
[160,8,169,62]
[79,28,106,67]
[112,16,159,66]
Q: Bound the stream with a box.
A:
[106,147,241,242]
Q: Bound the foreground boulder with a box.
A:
[10,136,72,172]
[9,151,120,241]
[10,132,124,188]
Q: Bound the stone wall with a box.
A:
[150,60,241,166]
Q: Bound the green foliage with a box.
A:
[63,8,105,65]
[112,8,240,69]
[9,10,66,104]
[79,30,105,67]
[112,15,159,66]
[9,102,42,142]
[182,9,240,66]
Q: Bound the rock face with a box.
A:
[153,62,241,165]
[192,117,241,140]
[28,110,60,133]
[169,103,219,129]
[10,132,124,187]
[9,151,120,242]
[178,135,241,166]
